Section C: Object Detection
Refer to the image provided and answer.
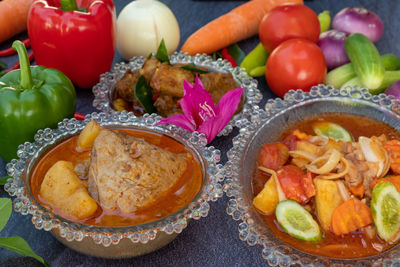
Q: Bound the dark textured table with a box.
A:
[1,0,399,266]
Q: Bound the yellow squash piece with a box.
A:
[253,177,279,215]
[77,120,101,151]
[314,178,344,231]
[40,161,98,220]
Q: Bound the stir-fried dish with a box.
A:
[31,121,203,226]
[252,113,400,258]
[113,57,239,117]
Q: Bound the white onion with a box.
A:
[117,0,180,60]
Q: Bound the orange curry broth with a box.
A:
[31,128,203,227]
[252,113,400,259]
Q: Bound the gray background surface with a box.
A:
[0,0,398,266]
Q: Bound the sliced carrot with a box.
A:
[370,176,400,192]
[349,183,365,198]
[0,0,32,43]
[181,0,303,55]
[331,198,373,236]
[384,140,400,175]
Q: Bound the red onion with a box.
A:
[332,7,383,43]
[385,80,400,99]
[317,30,349,69]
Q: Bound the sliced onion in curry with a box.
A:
[258,166,287,201]
[318,157,350,179]
[289,150,317,162]
[336,180,350,201]
[308,135,329,146]
[306,149,341,174]
[359,136,389,177]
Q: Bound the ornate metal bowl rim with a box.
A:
[92,51,262,136]
[224,85,400,266]
[4,111,225,247]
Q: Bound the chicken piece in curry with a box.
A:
[114,57,240,117]
[35,121,202,226]
[88,128,190,213]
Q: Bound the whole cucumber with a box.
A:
[325,53,400,89]
[345,33,384,90]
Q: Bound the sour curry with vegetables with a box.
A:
[31,121,203,226]
[252,113,400,258]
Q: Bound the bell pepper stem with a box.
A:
[12,41,33,89]
[61,0,78,11]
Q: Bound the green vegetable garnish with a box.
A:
[0,198,49,266]
[134,75,156,114]
[318,10,331,33]
[275,200,321,242]
[227,43,246,65]
[0,176,11,185]
[371,181,400,242]
[155,39,170,65]
[0,61,6,70]
[249,65,266,77]
[240,42,268,76]
[180,64,209,74]
[312,121,353,142]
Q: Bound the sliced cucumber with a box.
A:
[312,121,353,142]
[275,200,321,242]
[371,181,400,242]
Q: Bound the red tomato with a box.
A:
[266,38,327,98]
[276,165,306,204]
[259,4,320,52]
[276,165,315,204]
[257,143,289,171]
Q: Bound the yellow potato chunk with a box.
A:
[314,178,343,231]
[40,161,98,220]
[253,177,279,215]
[77,121,101,151]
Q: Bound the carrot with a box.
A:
[331,198,373,236]
[384,140,400,175]
[0,0,32,43]
[370,176,400,192]
[181,0,303,55]
[349,183,365,198]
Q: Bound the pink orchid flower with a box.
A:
[156,76,244,143]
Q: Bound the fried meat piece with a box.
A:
[154,94,181,117]
[150,63,194,98]
[199,72,238,103]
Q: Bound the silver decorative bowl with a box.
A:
[92,51,262,136]
[4,111,225,258]
[224,85,400,266]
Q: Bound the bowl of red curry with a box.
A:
[225,85,400,265]
[4,111,224,258]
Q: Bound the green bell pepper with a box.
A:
[0,41,76,161]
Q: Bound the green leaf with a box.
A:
[134,75,156,114]
[0,198,12,232]
[227,44,245,65]
[180,64,209,74]
[155,39,170,65]
[0,176,12,185]
[212,52,222,61]
[0,61,6,70]
[0,237,49,267]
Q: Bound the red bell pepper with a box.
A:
[27,0,116,88]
